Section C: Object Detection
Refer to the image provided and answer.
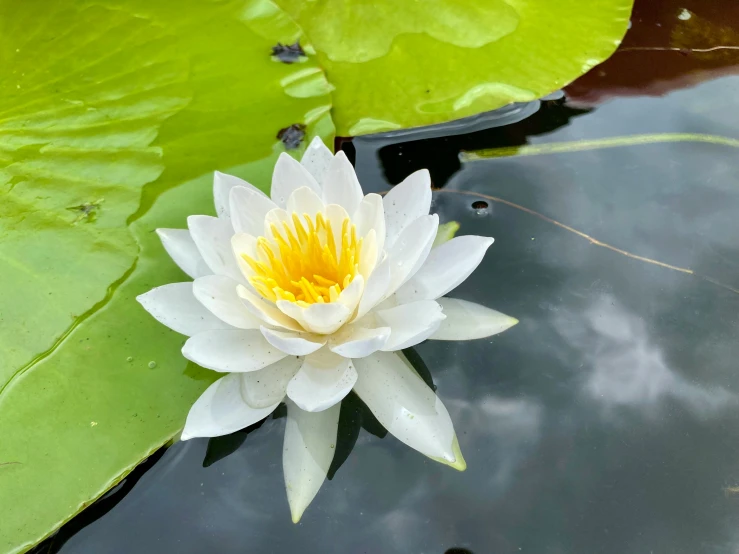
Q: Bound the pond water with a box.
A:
[33,3,739,553]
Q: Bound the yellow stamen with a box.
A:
[239,212,362,305]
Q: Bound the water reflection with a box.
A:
[448,396,542,492]
[555,295,736,419]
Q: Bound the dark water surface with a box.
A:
[35,4,739,554]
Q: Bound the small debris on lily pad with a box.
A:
[277,124,306,149]
[66,198,104,224]
[271,42,306,64]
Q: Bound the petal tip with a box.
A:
[290,506,304,524]
[308,135,324,147]
[427,434,467,471]
[450,436,467,472]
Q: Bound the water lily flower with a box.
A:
[137,137,517,522]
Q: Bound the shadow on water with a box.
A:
[369,99,591,189]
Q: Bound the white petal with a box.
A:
[271,152,321,208]
[396,235,494,303]
[355,258,391,320]
[182,329,287,372]
[286,186,324,217]
[241,356,302,409]
[214,171,266,219]
[156,229,211,279]
[277,300,353,335]
[336,274,364,312]
[376,300,445,351]
[263,207,294,240]
[231,233,258,280]
[323,203,350,251]
[181,373,278,440]
[358,230,378,279]
[353,193,386,254]
[283,399,340,523]
[230,186,278,236]
[137,283,232,337]
[300,136,333,184]
[353,351,463,468]
[236,285,303,331]
[187,215,243,283]
[329,325,391,358]
[321,150,363,214]
[383,169,431,250]
[192,275,262,329]
[383,214,439,299]
[287,350,357,412]
[260,326,326,356]
[430,298,518,341]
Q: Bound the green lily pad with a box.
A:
[275,0,633,135]
[0,0,333,551]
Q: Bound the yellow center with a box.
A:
[242,212,362,307]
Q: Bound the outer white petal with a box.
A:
[383,214,439,299]
[241,356,302,409]
[192,275,261,329]
[355,258,391,320]
[300,136,334,184]
[260,326,326,356]
[277,300,353,335]
[383,169,431,250]
[236,285,303,332]
[353,351,464,468]
[286,350,357,412]
[271,152,321,208]
[286,186,324,217]
[352,193,386,254]
[321,150,363,214]
[156,229,211,279]
[430,298,518,341]
[230,186,278,236]
[396,236,494,303]
[375,300,445,351]
[181,373,278,440]
[182,329,287,372]
[283,399,340,523]
[214,171,267,219]
[137,283,232,337]
[329,325,391,358]
[187,215,243,283]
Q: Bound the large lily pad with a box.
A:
[0,0,333,551]
[276,0,633,135]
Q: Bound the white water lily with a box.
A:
[137,137,517,522]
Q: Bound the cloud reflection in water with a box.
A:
[555,295,736,419]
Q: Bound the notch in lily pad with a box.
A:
[277,123,306,149]
[271,41,306,64]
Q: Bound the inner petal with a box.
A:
[237,210,366,306]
